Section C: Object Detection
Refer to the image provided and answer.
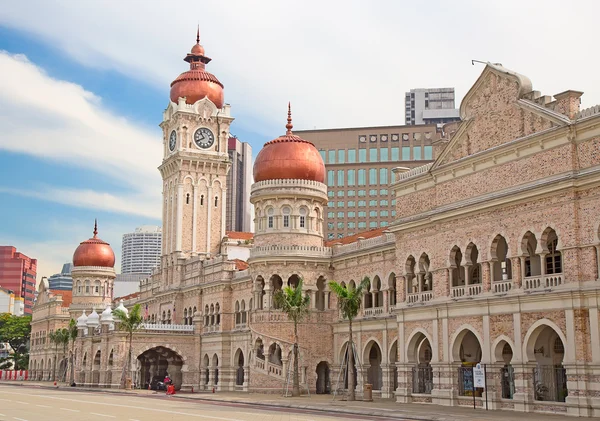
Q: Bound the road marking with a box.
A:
[0,391,246,421]
[91,413,116,418]
[36,404,52,408]
[14,401,28,405]
[14,418,29,421]
[60,408,80,412]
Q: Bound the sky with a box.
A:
[0,0,599,280]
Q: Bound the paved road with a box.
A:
[0,387,404,421]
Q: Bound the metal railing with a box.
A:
[412,365,433,394]
[533,365,568,402]
[501,365,514,399]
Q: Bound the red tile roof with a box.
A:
[226,231,254,241]
[114,292,140,302]
[231,259,249,271]
[50,289,73,307]
[324,227,388,247]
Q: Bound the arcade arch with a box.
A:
[138,346,184,391]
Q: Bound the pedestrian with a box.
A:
[164,373,172,396]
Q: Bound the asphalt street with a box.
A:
[0,387,402,421]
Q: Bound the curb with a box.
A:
[1,383,437,421]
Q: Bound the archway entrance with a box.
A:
[407,333,432,394]
[316,361,330,394]
[453,330,482,397]
[364,341,382,390]
[494,340,514,399]
[235,349,245,386]
[528,325,567,402]
[92,351,101,386]
[138,346,184,391]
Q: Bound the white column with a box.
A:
[432,318,439,362]
[513,312,523,362]
[176,183,183,252]
[596,245,600,280]
[192,184,198,253]
[206,185,213,254]
[482,314,491,363]
[565,308,576,363]
[590,307,600,363]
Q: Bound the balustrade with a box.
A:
[492,280,513,294]
[142,323,194,333]
[407,291,433,304]
[363,307,384,317]
[524,274,563,291]
[451,284,482,298]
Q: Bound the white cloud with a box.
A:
[1,0,599,133]
[0,51,162,217]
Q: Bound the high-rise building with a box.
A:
[226,136,253,233]
[0,286,24,315]
[121,226,162,274]
[47,263,73,290]
[295,125,439,240]
[405,87,460,126]
[0,246,36,314]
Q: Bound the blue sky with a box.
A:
[1,0,599,279]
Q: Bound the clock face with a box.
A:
[194,128,215,149]
[169,130,177,152]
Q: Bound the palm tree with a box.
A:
[66,319,78,384]
[48,329,69,382]
[328,277,369,401]
[273,278,310,397]
[113,303,144,389]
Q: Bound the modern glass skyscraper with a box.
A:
[121,226,162,274]
[47,263,73,290]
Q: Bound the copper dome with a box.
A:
[72,221,115,268]
[170,29,224,108]
[253,104,326,183]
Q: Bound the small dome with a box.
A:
[76,310,88,328]
[191,43,205,55]
[72,221,115,268]
[253,104,325,183]
[115,300,128,317]
[101,305,114,324]
[87,308,100,327]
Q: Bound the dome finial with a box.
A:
[286,102,293,135]
[93,219,98,238]
[196,25,200,44]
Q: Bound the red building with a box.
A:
[0,246,37,315]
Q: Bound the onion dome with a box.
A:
[72,220,115,268]
[115,300,128,317]
[170,27,224,108]
[101,305,114,324]
[87,308,100,328]
[253,104,325,183]
[76,310,88,328]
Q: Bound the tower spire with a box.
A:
[93,219,98,238]
[196,25,200,44]
[286,102,293,135]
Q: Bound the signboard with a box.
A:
[473,364,486,388]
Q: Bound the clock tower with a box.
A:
[159,30,233,266]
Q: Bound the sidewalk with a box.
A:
[2,381,590,421]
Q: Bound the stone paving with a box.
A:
[5,381,590,421]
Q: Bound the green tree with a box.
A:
[113,304,143,389]
[328,277,369,401]
[0,313,32,370]
[66,319,78,384]
[273,279,310,397]
[48,328,69,381]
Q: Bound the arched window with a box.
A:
[205,305,210,326]
[282,206,291,228]
[545,230,562,274]
[167,310,171,324]
[184,308,188,325]
[210,304,215,325]
[267,208,274,229]
[216,303,221,325]
[162,311,166,324]
[299,207,307,229]
[200,195,204,206]
[241,300,246,323]
[235,301,240,325]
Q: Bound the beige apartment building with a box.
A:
[296,126,438,239]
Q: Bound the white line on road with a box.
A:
[0,414,4,417]
[60,408,80,412]
[14,418,29,421]
[1,391,246,421]
[90,413,116,418]
[14,401,28,405]
[36,404,52,408]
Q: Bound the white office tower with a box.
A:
[121,226,162,274]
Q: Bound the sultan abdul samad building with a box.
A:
[29,32,600,417]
